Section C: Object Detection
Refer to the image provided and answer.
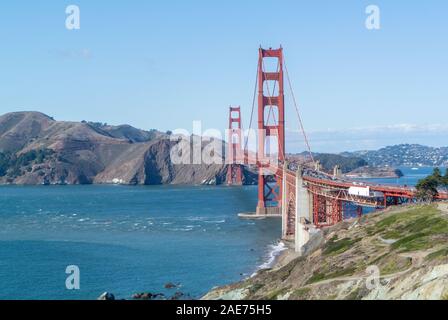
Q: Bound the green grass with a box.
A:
[391,232,431,252]
[372,205,448,253]
[266,287,290,300]
[277,259,299,281]
[323,238,361,256]
[346,287,362,300]
[375,205,440,230]
[306,272,326,284]
[306,267,357,285]
[380,256,412,275]
[291,288,311,300]
[248,283,264,295]
[329,235,338,241]
[329,267,357,278]
[366,229,375,236]
[426,248,448,261]
[382,230,403,239]
[375,214,402,230]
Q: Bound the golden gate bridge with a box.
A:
[225,47,448,253]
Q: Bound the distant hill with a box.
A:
[288,144,448,176]
[83,121,164,143]
[0,112,256,185]
[2,112,444,185]
[344,144,448,167]
[313,154,368,173]
[287,152,368,174]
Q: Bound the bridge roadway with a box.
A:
[244,154,448,209]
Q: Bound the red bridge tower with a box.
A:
[226,106,243,185]
[256,47,285,215]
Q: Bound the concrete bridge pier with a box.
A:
[294,165,312,255]
[281,162,288,240]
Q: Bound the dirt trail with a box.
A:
[438,203,448,215]
[305,265,414,288]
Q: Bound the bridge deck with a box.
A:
[243,155,448,202]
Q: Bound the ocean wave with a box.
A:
[168,227,194,232]
[203,219,226,224]
[252,241,287,276]
[186,217,226,223]
[186,217,203,222]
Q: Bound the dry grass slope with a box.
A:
[204,203,448,300]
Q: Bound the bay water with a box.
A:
[0,185,281,300]
[0,167,436,300]
[354,166,441,186]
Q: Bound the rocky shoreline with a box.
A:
[98,243,297,301]
[201,241,301,300]
[98,282,191,301]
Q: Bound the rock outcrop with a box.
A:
[97,292,115,300]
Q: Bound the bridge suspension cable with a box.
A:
[283,55,315,164]
[243,63,259,153]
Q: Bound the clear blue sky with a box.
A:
[0,1,447,152]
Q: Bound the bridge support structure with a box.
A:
[312,195,343,228]
[256,47,285,215]
[281,162,294,239]
[226,106,243,185]
[294,166,312,254]
[281,164,312,254]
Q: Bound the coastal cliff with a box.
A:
[0,111,256,185]
[203,203,448,300]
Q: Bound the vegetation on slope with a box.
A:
[0,111,255,185]
[416,168,448,201]
[0,149,55,178]
[204,204,448,300]
[313,153,368,173]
